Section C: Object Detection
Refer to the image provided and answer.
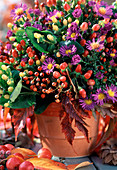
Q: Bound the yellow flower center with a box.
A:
[91,42,99,49]
[110,53,115,57]
[85,99,92,105]
[98,93,105,100]
[47,64,53,70]
[16,8,24,15]
[108,89,114,97]
[71,33,76,38]
[65,50,71,54]
[99,7,106,15]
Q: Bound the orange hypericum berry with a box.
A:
[10,58,15,63]
[92,24,100,31]
[79,89,86,98]
[75,64,82,73]
[28,59,34,65]
[90,32,97,39]
[53,71,60,79]
[47,0,53,7]
[34,72,39,76]
[82,50,89,57]
[62,81,68,88]
[80,22,88,31]
[87,79,95,86]
[38,66,42,71]
[60,62,68,70]
[107,37,113,43]
[28,71,33,75]
[87,70,93,75]
[64,3,70,11]
[84,73,91,79]
[114,33,117,39]
[80,39,86,46]
[28,52,34,58]
[20,61,26,67]
[41,93,45,98]
[20,40,26,46]
[26,47,32,53]
[16,44,22,51]
[12,49,18,58]
[60,76,66,82]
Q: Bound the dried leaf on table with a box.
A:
[74,161,93,169]
[26,158,67,170]
[11,148,37,159]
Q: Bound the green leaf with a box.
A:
[26,27,48,53]
[11,70,20,84]
[10,79,22,102]
[59,40,84,54]
[34,95,54,114]
[0,96,9,106]
[10,94,36,108]
[15,29,26,43]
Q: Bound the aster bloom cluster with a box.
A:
[0,0,117,123]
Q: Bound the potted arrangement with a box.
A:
[0,0,117,157]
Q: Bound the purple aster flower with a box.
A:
[33,23,43,31]
[21,57,28,62]
[6,44,12,50]
[114,13,117,19]
[109,51,117,59]
[92,88,107,106]
[79,97,95,110]
[94,4,114,18]
[66,22,80,41]
[72,8,82,18]
[88,1,96,7]
[11,3,27,20]
[28,8,34,14]
[42,57,56,73]
[104,84,117,103]
[110,59,115,66]
[7,30,13,37]
[71,54,81,65]
[100,23,112,35]
[34,9,41,15]
[24,22,31,28]
[59,45,77,57]
[95,72,104,79]
[86,38,104,51]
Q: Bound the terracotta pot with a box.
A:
[36,102,99,157]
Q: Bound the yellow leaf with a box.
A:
[11,148,37,159]
[74,161,93,169]
[26,158,67,170]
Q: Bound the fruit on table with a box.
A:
[6,157,22,170]
[0,165,4,170]
[4,144,15,151]
[0,145,9,152]
[19,161,34,170]
[37,148,52,159]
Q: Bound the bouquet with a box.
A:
[0,0,117,144]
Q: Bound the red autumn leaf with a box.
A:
[61,95,89,144]
[75,120,89,143]
[61,114,75,145]
[12,106,34,141]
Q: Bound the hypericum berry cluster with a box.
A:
[0,0,117,113]
[0,63,15,107]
